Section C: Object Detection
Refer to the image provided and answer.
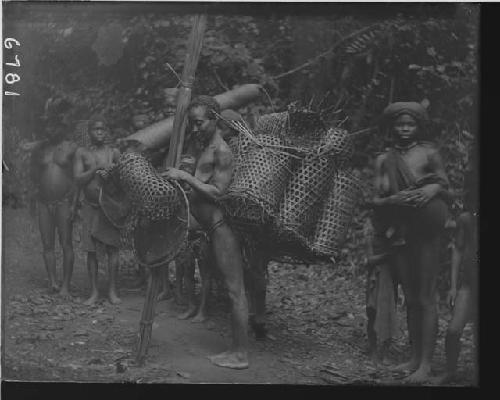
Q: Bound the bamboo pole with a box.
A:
[134,14,207,366]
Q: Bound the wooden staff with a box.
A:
[135,14,207,366]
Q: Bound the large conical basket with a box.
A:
[117,152,189,267]
[221,134,293,229]
[310,169,362,257]
[277,153,336,245]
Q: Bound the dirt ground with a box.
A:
[1,208,476,385]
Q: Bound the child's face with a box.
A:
[393,114,418,141]
[89,121,108,144]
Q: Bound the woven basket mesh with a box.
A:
[321,127,355,161]
[310,169,362,256]
[277,154,336,244]
[74,120,91,148]
[116,152,189,267]
[117,153,183,221]
[222,134,293,225]
[254,112,289,138]
[287,109,327,151]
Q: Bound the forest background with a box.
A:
[2,2,478,282]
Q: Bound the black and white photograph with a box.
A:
[1,1,479,386]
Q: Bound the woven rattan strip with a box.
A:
[74,120,91,148]
[322,127,355,161]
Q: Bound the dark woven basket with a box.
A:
[116,152,189,267]
[321,127,355,162]
[277,153,336,245]
[222,134,293,225]
[287,109,328,151]
[310,169,362,257]
[254,112,289,138]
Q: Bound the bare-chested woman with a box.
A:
[73,116,121,305]
[24,114,78,297]
[372,102,450,383]
[161,96,249,369]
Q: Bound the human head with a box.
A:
[88,114,109,145]
[43,115,67,142]
[187,95,221,147]
[132,114,150,130]
[381,102,429,143]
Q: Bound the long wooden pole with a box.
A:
[135,14,207,366]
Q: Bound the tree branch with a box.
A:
[272,23,380,81]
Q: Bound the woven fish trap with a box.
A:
[310,169,363,257]
[117,152,183,221]
[254,112,289,138]
[227,133,253,166]
[321,127,355,161]
[116,152,189,267]
[222,134,293,224]
[287,109,328,152]
[277,153,337,245]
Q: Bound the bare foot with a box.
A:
[108,291,122,305]
[49,282,60,294]
[191,312,208,323]
[404,365,432,384]
[178,305,197,320]
[208,351,249,370]
[83,292,99,306]
[430,373,454,385]
[157,290,173,301]
[391,359,419,372]
[58,286,72,300]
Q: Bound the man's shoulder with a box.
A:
[214,137,234,166]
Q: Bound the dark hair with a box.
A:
[188,95,221,119]
[379,102,431,141]
[89,114,108,128]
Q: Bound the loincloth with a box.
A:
[366,264,399,343]
[81,200,121,252]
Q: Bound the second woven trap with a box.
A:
[221,134,293,228]
[277,153,336,246]
[116,152,189,267]
[310,168,363,257]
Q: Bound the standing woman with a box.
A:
[371,102,450,383]
[23,99,79,297]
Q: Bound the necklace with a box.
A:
[394,141,418,153]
